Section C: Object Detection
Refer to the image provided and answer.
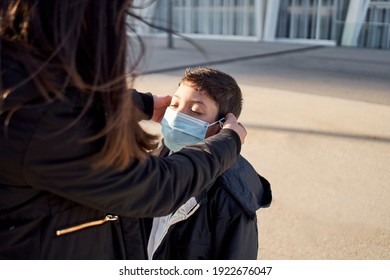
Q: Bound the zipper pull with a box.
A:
[56,214,119,236]
[105,215,119,221]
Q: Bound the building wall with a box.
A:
[133,0,390,49]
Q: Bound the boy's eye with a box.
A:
[191,110,202,115]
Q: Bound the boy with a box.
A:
[147,67,272,259]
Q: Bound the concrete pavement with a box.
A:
[135,37,390,259]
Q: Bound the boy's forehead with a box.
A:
[176,84,206,99]
[174,84,219,108]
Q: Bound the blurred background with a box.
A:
[132,0,390,260]
[132,0,390,50]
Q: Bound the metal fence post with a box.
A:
[167,0,174,48]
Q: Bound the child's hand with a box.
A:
[222,113,247,144]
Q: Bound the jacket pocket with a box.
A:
[56,214,118,236]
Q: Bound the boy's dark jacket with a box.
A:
[149,145,272,260]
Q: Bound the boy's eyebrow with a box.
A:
[173,94,206,105]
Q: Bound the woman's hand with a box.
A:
[152,95,172,123]
[222,113,247,144]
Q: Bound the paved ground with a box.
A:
[134,37,390,260]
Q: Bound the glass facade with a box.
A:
[134,0,390,49]
[359,0,390,48]
[276,0,350,43]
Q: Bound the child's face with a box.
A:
[169,83,221,138]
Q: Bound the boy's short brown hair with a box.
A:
[180,67,242,119]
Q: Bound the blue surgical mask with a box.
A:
[161,107,224,152]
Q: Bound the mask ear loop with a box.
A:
[208,118,225,129]
[218,118,225,128]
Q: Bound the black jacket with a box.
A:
[149,147,272,260]
[0,55,241,259]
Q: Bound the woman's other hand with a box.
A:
[222,113,247,144]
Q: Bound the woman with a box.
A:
[0,0,246,259]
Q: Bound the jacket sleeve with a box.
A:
[132,89,154,120]
[207,184,258,260]
[212,212,259,259]
[21,99,241,218]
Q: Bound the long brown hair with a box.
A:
[0,0,157,170]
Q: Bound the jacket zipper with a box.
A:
[56,214,118,236]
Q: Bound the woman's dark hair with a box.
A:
[180,67,242,119]
[0,0,157,170]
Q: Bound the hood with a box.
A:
[217,155,272,218]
